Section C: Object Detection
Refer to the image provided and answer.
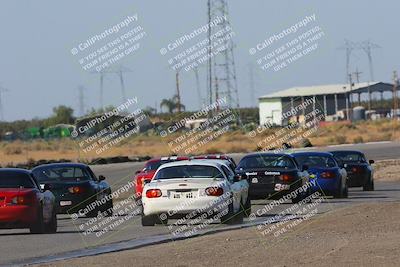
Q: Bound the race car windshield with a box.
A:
[295,155,337,168]
[331,152,366,163]
[32,167,91,182]
[145,161,164,171]
[238,155,295,169]
[154,165,224,180]
[0,172,35,188]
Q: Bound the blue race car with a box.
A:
[292,152,348,198]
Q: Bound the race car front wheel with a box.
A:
[141,215,157,226]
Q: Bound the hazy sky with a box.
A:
[0,0,399,121]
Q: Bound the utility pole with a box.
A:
[0,85,8,121]
[353,68,362,83]
[78,85,85,117]
[193,67,203,109]
[393,71,399,120]
[176,71,182,113]
[249,63,256,107]
[215,77,220,112]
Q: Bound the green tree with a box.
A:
[160,95,185,113]
[45,105,75,126]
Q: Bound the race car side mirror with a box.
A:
[302,165,309,171]
[98,175,106,181]
[233,174,242,182]
[369,160,375,164]
[43,184,52,191]
[143,179,151,185]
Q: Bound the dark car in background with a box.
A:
[191,154,237,170]
[0,169,57,233]
[330,150,374,191]
[235,153,310,203]
[32,163,113,217]
[292,152,348,198]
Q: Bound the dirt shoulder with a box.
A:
[374,159,400,182]
[38,202,400,267]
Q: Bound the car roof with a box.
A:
[0,168,31,174]
[157,159,224,169]
[32,162,89,170]
[146,156,189,163]
[329,150,364,154]
[291,151,334,157]
[241,152,295,159]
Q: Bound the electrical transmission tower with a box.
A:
[0,85,9,121]
[207,0,239,110]
[338,39,380,82]
[92,65,132,109]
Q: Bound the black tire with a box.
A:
[363,177,374,191]
[141,215,157,226]
[242,197,251,218]
[221,200,243,225]
[334,179,348,199]
[291,190,305,203]
[102,199,114,217]
[30,208,45,234]
[44,211,57,234]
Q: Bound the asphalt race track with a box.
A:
[1,141,399,266]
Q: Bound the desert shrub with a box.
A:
[353,136,364,143]
[4,146,22,155]
[335,135,347,144]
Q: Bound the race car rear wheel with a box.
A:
[334,180,348,198]
[30,208,45,234]
[141,215,157,226]
[242,197,251,218]
[44,211,57,234]
[222,201,243,225]
[363,177,374,191]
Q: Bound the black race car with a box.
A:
[235,153,310,203]
[329,150,374,191]
[32,163,113,217]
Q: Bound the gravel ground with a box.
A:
[37,202,400,267]
[374,159,400,182]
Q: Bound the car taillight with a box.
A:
[321,171,336,178]
[11,196,27,205]
[205,187,224,196]
[68,186,85,194]
[146,189,162,198]
[352,167,361,173]
[279,174,294,182]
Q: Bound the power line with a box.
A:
[92,65,132,109]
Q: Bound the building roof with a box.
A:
[259,82,393,99]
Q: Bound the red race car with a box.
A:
[134,156,189,199]
[0,168,57,234]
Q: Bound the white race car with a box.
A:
[141,160,249,226]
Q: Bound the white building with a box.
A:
[259,82,395,126]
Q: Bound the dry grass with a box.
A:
[0,120,399,166]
